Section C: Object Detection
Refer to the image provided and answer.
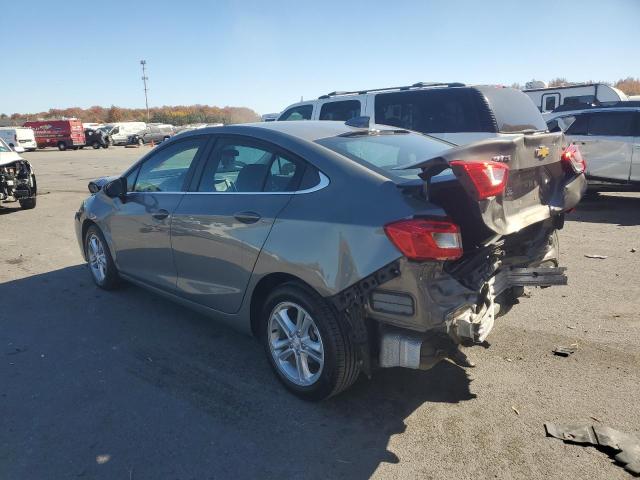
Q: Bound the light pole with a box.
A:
[140,60,149,121]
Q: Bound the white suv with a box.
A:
[547,103,640,187]
[276,82,548,145]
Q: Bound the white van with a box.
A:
[99,122,146,145]
[523,83,628,117]
[277,82,548,146]
[0,127,37,152]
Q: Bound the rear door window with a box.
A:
[279,105,313,121]
[587,112,634,136]
[566,115,589,135]
[319,100,361,121]
[197,138,305,193]
[374,88,494,134]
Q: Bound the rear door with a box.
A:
[171,136,305,313]
[107,136,209,291]
[568,111,634,181]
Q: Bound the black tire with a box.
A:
[57,142,67,151]
[84,225,119,290]
[92,141,100,149]
[102,143,109,149]
[261,282,360,401]
[137,138,144,146]
[19,197,36,210]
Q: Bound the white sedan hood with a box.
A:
[0,150,23,167]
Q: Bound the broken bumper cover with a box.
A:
[375,264,568,369]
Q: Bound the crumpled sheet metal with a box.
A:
[545,422,640,475]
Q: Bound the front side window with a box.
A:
[197,139,303,193]
[133,137,205,192]
[587,112,634,136]
[279,105,313,121]
[319,100,361,121]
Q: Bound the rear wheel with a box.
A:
[137,138,144,146]
[57,142,67,151]
[84,225,119,289]
[262,283,360,400]
[92,141,100,149]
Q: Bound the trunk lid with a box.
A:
[401,131,585,237]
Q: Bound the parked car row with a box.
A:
[275,82,639,192]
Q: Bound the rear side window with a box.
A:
[564,95,596,107]
[279,105,313,121]
[588,112,634,136]
[374,88,494,134]
[319,100,361,121]
[479,87,548,132]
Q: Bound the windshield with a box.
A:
[316,131,452,180]
[0,139,12,153]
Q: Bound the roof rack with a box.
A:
[551,101,640,114]
[318,82,466,99]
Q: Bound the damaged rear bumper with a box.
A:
[363,222,567,370]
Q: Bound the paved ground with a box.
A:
[1,147,639,480]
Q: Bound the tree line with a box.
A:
[0,104,261,126]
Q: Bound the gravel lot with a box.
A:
[1,147,639,480]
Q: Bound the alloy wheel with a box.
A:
[268,302,325,386]
[87,234,107,283]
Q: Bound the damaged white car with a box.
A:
[0,138,37,210]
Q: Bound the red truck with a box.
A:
[23,119,86,151]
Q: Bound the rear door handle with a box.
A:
[152,209,169,220]
[234,211,261,224]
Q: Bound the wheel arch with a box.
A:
[249,272,321,337]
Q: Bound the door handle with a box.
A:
[152,209,169,220]
[234,211,261,224]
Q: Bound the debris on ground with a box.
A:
[544,422,640,475]
[631,248,637,253]
[553,345,577,357]
[511,406,520,415]
[584,254,608,259]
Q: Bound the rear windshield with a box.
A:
[477,86,548,132]
[316,131,451,180]
[374,88,495,134]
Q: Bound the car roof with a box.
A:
[183,120,401,142]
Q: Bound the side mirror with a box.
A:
[104,177,127,199]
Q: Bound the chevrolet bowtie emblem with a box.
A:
[535,146,550,159]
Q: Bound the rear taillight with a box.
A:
[450,160,509,200]
[561,144,586,174]
[384,219,463,261]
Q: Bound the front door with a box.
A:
[171,136,305,314]
[107,136,209,291]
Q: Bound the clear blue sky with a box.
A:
[3,0,639,115]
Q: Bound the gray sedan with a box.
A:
[75,120,585,400]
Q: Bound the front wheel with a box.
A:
[57,142,67,151]
[84,225,119,289]
[262,283,360,400]
[137,138,144,146]
[92,141,100,149]
[19,197,36,210]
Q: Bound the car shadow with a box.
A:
[0,203,22,215]
[1,265,475,479]
[568,192,640,226]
